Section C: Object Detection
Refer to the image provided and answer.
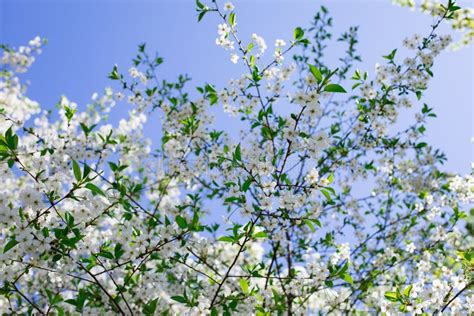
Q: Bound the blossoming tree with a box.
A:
[0,0,473,314]
[392,0,473,49]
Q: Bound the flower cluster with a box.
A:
[392,0,473,49]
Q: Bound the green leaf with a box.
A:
[175,215,188,229]
[403,284,413,297]
[308,64,322,83]
[425,67,433,77]
[239,278,249,294]
[114,244,125,259]
[252,66,262,82]
[3,127,18,151]
[416,91,422,100]
[253,231,267,239]
[229,12,236,27]
[383,49,397,61]
[327,173,334,184]
[97,251,114,259]
[72,160,82,182]
[384,291,399,302]
[415,142,427,149]
[241,177,252,192]
[324,84,347,93]
[65,212,75,227]
[234,144,242,162]
[336,261,349,276]
[304,219,316,232]
[3,238,18,253]
[108,65,120,80]
[249,55,255,67]
[170,296,187,304]
[64,105,76,123]
[247,42,254,53]
[143,298,159,315]
[218,236,234,243]
[85,183,105,197]
[293,27,304,41]
[320,189,332,201]
[52,254,62,262]
[205,83,216,93]
[196,0,204,9]
[198,11,207,22]
[449,5,461,12]
[341,273,353,285]
[310,218,322,227]
[261,126,273,140]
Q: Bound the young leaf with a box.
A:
[304,219,316,232]
[324,84,347,93]
[341,273,353,285]
[85,183,106,197]
[3,238,18,253]
[320,188,332,201]
[170,296,187,304]
[293,27,304,41]
[384,291,399,302]
[253,231,267,238]
[198,11,207,22]
[415,142,427,149]
[108,65,120,80]
[241,177,252,192]
[308,64,322,83]
[175,215,188,229]
[143,298,159,315]
[229,12,236,27]
[239,278,249,294]
[72,160,82,182]
[196,0,204,9]
[234,144,242,162]
[218,236,234,243]
[403,284,413,297]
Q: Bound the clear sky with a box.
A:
[1,0,473,174]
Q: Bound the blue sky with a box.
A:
[1,0,472,173]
